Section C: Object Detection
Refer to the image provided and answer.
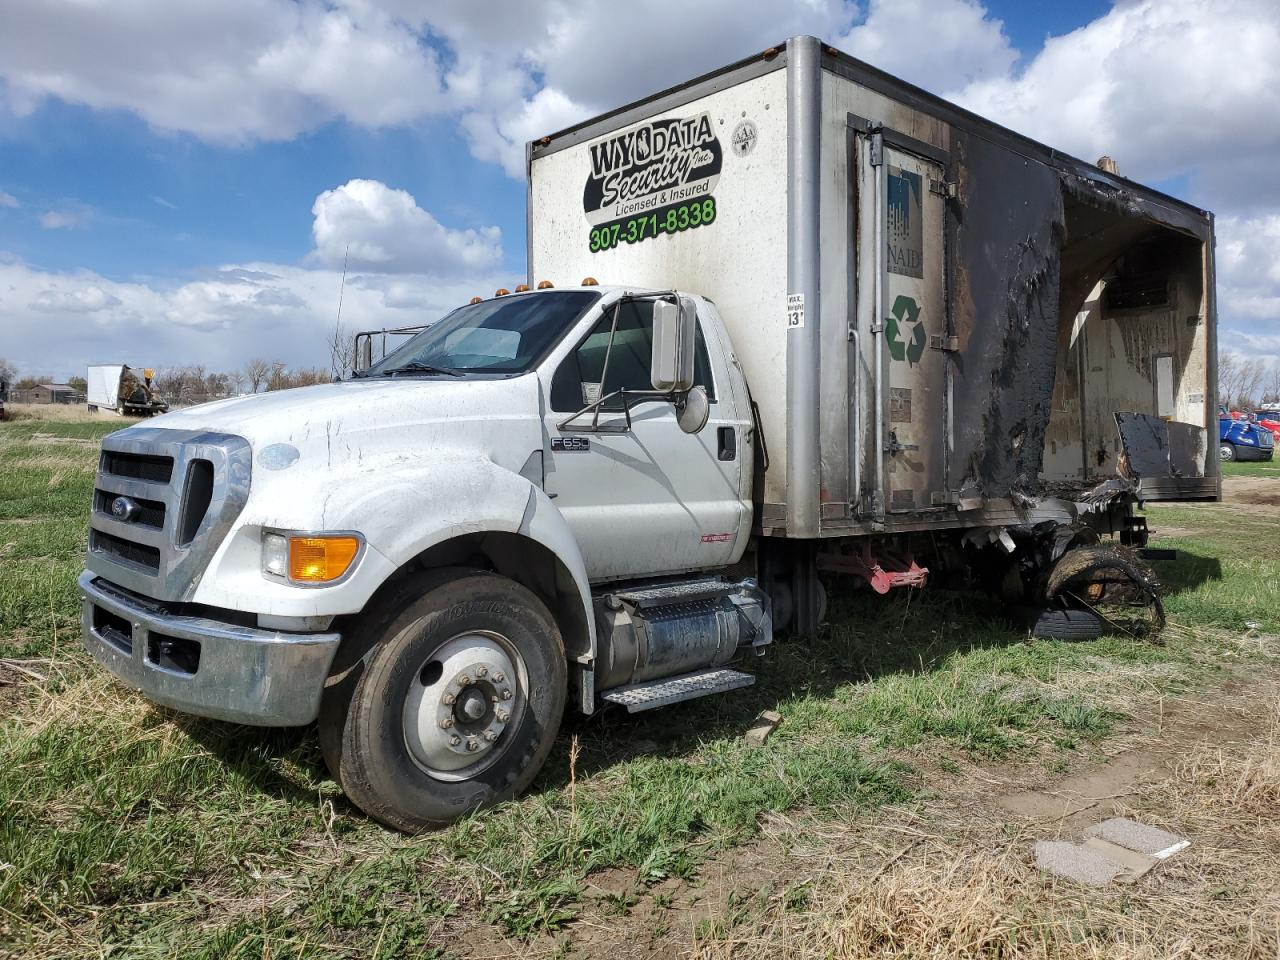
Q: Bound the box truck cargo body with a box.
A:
[80,37,1214,831]
[529,37,1217,536]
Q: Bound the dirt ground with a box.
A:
[443,667,1279,959]
[1223,474,1280,511]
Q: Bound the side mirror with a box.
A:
[677,385,710,434]
[651,296,697,393]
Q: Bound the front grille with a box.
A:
[101,450,174,483]
[87,428,252,602]
[93,489,166,528]
[91,528,161,573]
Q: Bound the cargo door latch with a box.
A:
[882,431,919,455]
[930,334,959,351]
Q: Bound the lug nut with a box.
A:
[466,739,479,752]
[442,693,455,705]
[458,674,471,686]
[495,709,509,723]
[475,666,488,678]
[501,689,513,701]
[439,717,454,729]
[450,735,461,746]
[493,672,506,683]
[483,731,497,743]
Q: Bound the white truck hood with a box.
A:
[139,375,544,467]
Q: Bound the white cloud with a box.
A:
[29,284,121,313]
[836,0,1016,92]
[0,258,509,379]
[310,179,502,275]
[956,0,1280,212]
[39,209,87,229]
[0,0,445,142]
[0,190,18,208]
[151,195,178,210]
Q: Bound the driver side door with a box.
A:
[542,297,748,581]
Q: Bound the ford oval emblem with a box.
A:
[111,496,140,522]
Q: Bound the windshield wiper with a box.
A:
[379,360,463,378]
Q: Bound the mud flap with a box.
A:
[1113,412,1210,500]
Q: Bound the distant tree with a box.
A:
[1264,363,1280,406]
[229,369,246,395]
[328,320,357,380]
[244,358,271,394]
[67,376,88,394]
[15,377,38,391]
[267,361,288,392]
[0,357,16,386]
[289,367,332,388]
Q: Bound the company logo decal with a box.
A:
[700,532,734,543]
[583,111,722,253]
[887,166,923,278]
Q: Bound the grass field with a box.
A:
[1,413,1277,958]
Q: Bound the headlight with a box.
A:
[261,530,363,585]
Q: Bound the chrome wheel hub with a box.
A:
[402,631,524,781]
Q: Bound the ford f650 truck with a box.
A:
[81,37,1218,831]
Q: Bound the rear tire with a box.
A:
[1030,607,1104,640]
[319,570,567,832]
[1220,442,1236,462]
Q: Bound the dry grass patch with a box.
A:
[696,700,1280,960]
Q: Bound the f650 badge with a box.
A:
[552,437,590,452]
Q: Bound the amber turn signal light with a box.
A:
[288,535,361,583]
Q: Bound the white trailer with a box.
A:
[80,37,1214,831]
[87,364,168,416]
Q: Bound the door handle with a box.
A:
[717,426,737,461]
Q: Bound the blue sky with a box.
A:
[0,0,1276,381]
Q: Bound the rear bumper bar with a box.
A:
[80,571,340,726]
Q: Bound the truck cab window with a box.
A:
[551,298,715,412]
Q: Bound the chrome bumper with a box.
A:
[79,571,341,726]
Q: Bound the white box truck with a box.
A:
[86,364,169,416]
[80,38,1217,830]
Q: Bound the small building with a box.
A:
[30,383,80,405]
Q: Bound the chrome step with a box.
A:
[599,667,755,713]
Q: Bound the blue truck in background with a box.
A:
[1220,416,1275,462]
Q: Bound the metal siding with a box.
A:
[529,69,792,507]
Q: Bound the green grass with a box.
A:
[1,419,1277,958]
[1220,458,1280,478]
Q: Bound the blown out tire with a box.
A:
[319,570,566,832]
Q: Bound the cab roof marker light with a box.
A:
[581,277,598,286]
[495,288,510,297]
[469,296,483,304]
[514,283,530,292]
[537,280,554,289]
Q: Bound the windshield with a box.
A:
[363,290,601,377]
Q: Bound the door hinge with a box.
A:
[929,334,959,351]
[868,132,884,167]
[929,178,958,199]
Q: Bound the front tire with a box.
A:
[1220,442,1236,462]
[320,571,567,832]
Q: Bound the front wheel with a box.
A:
[1220,442,1237,462]
[319,571,567,832]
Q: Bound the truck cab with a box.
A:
[81,285,770,830]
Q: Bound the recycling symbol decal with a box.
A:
[886,294,926,365]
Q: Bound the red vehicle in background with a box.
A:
[1256,409,1280,443]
